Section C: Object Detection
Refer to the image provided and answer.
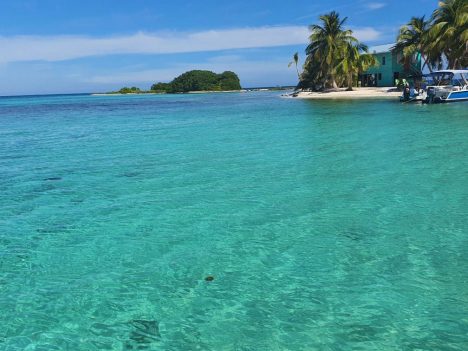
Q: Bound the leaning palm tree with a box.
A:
[429,0,468,69]
[393,16,438,72]
[306,11,359,89]
[299,57,326,90]
[288,52,301,80]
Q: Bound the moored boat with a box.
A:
[400,70,468,104]
[422,70,468,103]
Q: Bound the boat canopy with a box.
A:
[421,70,468,87]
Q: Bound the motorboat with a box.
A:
[422,70,468,103]
[400,70,468,103]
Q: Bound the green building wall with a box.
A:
[360,43,423,87]
[363,51,405,87]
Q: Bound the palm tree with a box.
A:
[339,43,378,90]
[393,16,438,72]
[355,53,379,87]
[306,11,359,89]
[288,52,301,80]
[429,0,468,69]
[299,57,326,90]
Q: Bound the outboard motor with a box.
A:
[425,87,435,104]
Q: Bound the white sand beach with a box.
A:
[293,87,401,99]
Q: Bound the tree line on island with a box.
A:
[113,70,241,94]
[294,0,467,91]
[152,70,241,93]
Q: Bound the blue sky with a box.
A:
[0,0,437,95]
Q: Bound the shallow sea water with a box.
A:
[0,92,467,350]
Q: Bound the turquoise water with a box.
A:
[1,92,467,350]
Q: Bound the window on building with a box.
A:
[378,73,382,80]
[382,56,386,65]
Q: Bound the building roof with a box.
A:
[368,43,395,54]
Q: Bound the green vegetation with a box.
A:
[296,0,467,91]
[340,43,378,91]
[288,52,301,80]
[109,70,241,95]
[298,11,375,91]
[117,87,143,94]
[107,86,154,94]
[394,0,468,71]
[151,70,241,93]
[394,16,435,72]
[150,82,172,93]
[106,86,153,94]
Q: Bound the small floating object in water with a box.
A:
[204,275,214,282]
[44,177,62,181]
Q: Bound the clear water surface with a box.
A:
[1,92,467,350]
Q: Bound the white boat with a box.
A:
[422,70,468,103]
[400,70,468,103]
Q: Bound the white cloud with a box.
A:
[0,26,381,64]
[365,2,386,10]
[0,27,307,64]
[351,27,382,41]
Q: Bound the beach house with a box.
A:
[359,44,422,87]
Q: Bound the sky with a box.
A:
[0,0,438,95]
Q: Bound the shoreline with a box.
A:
[290,87,401,99]
[186,89,247,94]
[91,90,247,96]
[91,88,297,96]
[91,93,161,96]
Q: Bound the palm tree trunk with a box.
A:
[447,55,458,70]
[346,73,353,91]
[330,72,338,89]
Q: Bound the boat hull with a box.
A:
[445,90,468,102]
[423,89,468,104]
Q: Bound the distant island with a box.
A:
[152,70,241,93]
[107,70,242,95]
